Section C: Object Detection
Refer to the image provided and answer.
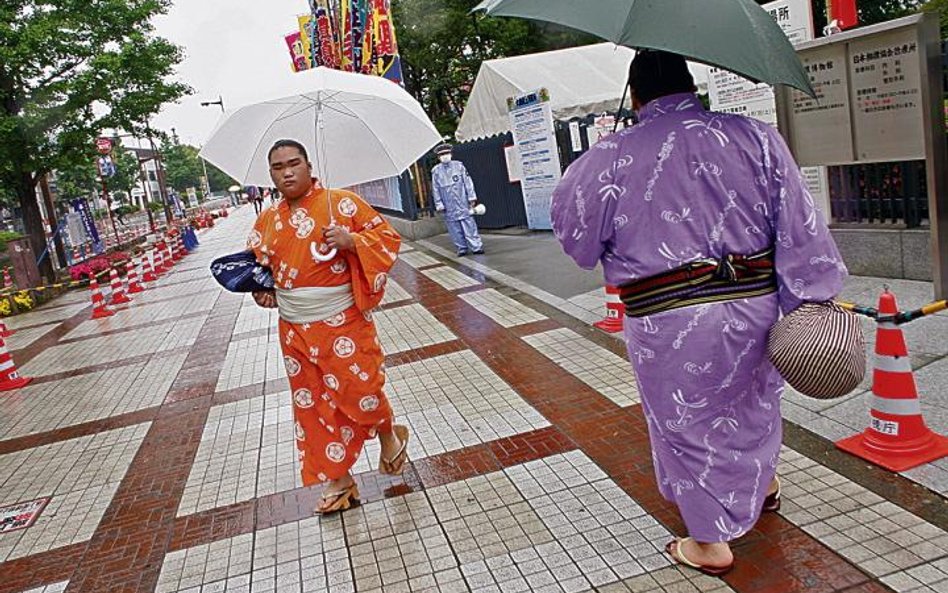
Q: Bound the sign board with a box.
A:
[504,144,522,183]
[349,176,403,213]
[568,121,583,153]
[848,28,925,161]
[95,137,113,155]
[776,12,947,299]
[186,187,199,209]
[65,212,87,246]
[507,88,561,230]
[708,0,814,126]
[71,198,102,253]
[778,17,928,166]
[0,497,50,533]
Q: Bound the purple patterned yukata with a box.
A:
[551,93,847,543]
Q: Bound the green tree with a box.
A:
[54,161,97,203]
[108,142,142,204]
[0,0,190,280]
[393,0,597,135]
[162,143,204,194]
[205,161,237,195]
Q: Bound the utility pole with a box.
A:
[146,124,173,226]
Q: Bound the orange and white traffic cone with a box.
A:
[89,277,114,319]
[0,320,14,338]
[126,259,144,294]
[0,334,31,391]
[592,285,624,333]
[142,250,157,282]
[179,234,189,256]
[836,289,948,471]
[155,247,167,275]
[108,268,132,305]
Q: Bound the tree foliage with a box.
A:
[392,0,597,135]
[921,0,948,36]
[0,0,190,278]
[162,143,204,195]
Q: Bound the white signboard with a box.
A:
[708,0,815,125]
[848,28,925,161]
[788,44,855,165]
[186,187,198,209]
[349,177,403,212]
[568,121,583,153]
[508,88,562,230]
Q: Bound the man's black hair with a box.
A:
[268,139,309,163]
[628,50,696,106]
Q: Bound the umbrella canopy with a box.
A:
[200,67,442,188]
[474,0,814,96]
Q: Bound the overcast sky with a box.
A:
[151,0,312,147]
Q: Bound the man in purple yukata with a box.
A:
[551,50,847,575]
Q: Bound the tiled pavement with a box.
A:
[1,206,946,593]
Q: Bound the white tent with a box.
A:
[455,43,710,142]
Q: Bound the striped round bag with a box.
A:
[767,302,866,400]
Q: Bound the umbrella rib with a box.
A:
[242,98,307,184]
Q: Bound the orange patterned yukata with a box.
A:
[247,185,401,485]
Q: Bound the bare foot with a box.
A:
[378,430,403,462]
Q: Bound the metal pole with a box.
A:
[101,177,119,243]
[146,125,173,226]
[138,156,156,231]
[919,13,948,299]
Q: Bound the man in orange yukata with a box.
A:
[248,139,408,514]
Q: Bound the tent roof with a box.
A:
[455,43,709,142]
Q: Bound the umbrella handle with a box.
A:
[310,241,338,262]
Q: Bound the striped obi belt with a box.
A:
[619,247,777,318]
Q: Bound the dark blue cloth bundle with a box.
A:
[210,251,274,293]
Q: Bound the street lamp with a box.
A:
[199,96,226,198]
[200,95,225,113]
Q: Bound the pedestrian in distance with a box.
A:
[551,50,847,576]
[431,143,484,256]
[248,139,409,515]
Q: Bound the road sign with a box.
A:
[95,137,113,155]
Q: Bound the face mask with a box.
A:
[439,154,451,163]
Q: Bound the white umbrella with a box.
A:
[199,67,442,189]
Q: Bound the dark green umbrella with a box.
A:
[474,0,815,97]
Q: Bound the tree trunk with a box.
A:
[39,175,68,269]
[14,172,55,282]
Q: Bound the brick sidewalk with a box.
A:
[0,206,945,593]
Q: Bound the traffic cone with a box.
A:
[89,277,115,319]
[0,334,31,391]
[155,248,167,275]
[0,320,14,338]
[592,285,624,333]
[108,268,132,305]
[142,250,157,282]
[836,289,948,471]
[126,260,144,294]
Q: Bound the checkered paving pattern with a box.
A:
[458,289,547,328]
[233,296,280,337]
[157,453,736,593]
[398,251,441,269]
[0,423,150,561]
[134,277,222,304]
[4,303,87,330]
[183,351,547,515]
[0,354,185,440]
[20,314,205,376]
[420,266,481,291]
[215,334,284,392]
[386,351,549,458]
[374,304,457,355]
[778,448,948,591]
[5,322,58,350]
[66,295,218,339]
[380,279,413,307]
[522,329,640,408]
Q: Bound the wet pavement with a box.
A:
[0,205,946,593]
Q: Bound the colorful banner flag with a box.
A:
[298,15,316,68]
[284,31,310,72]
[291,0,402,84]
